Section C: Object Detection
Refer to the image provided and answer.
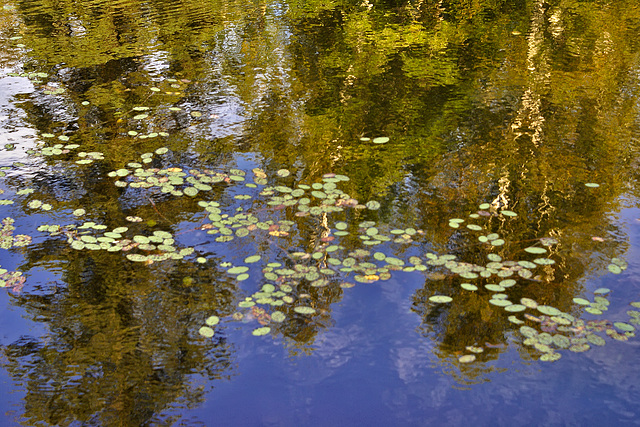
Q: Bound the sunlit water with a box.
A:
[1,0,640,425]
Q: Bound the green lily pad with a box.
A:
[537,305,561,316]
[458,355,476,363]
[252,327,271,336]
[366,201,381,210]
[294,306,316,315]
[429,295,452,303]
[199,326,215,338]
[372,137,389,144]
[520,326,538,338]
[614,322,635,332]
[205,316,220,326]
[271,311,286,323]
[540,352,561,362]
[508,316,524,324]
[524,247,547,254]
[607,264,622,274]
[244,255,261,264]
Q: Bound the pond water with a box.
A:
[1,0,640,425]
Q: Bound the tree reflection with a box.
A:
[1,0,639,411]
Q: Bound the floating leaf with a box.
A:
[540,352,561,362]
[366,201,380,210]
[228,266,249,275]
[205,316,220,326]
[607,264,622,274]
[585,183,600,188]
[429,295,452,303]
[244,255,261,264]
[499,279,516,288]
[460,283,477,291]
[520,326,538,338]
[252,327,271,336]
[199,326,215,338]
[508,316,524,324]
[524,247,547,254]
[372,137,389,144]
[614,322,635,332]
[294,306,316,315]
[458,355,476,363]
[501,210,517,217]
[271,311,286,323]
[537,305,561,316]
[28,200,43,209]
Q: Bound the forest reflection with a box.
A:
[0,0,639,423]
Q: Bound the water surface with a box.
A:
[1,0,640,425]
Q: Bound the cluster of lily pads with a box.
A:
[0,62,637,368]
[1,217,32,249]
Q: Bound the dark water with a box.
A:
[1,0,640,425]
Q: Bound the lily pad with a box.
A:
[614,322,635,332]
[524,247,547,254]
[205,316,220,326]
[228,266,249,274]
[271,311,286,322]
[429,295,453,303]
[294,306,316,315]
[607,264,622,274]
[366,201,381,210]
[458,355,476,363]
[252,327,271,336]
[198,326,215,338]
